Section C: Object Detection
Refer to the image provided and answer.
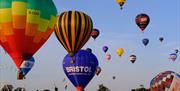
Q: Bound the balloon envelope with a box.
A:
[116,48,124,57]
[55,11,93,57]
[142,38,149,46]
[159,37,164,42]
[116,0,126,10]
[91,28,99,40]
[169,53,177,61]
[129,55,136,63]
[102,46,108,53]
[63,50,98,91]
[150,71,180,91]
[135,13,150,32]
[0,0,57,68]
[86,48,92,53]
[106,54,111,61]
[96,66,101,76]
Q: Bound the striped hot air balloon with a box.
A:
[55,11,93,57]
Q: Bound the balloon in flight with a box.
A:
[63,50,98,91]
[55,11,93,57]
[0,0,57,79]
[135,13,150,32]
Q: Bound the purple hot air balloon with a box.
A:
[63,50,99,91]
[102,46,108,53]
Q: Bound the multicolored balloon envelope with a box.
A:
[129,55,136,63]
[150,71,180,91]
[18,57,35,80]
[0,0,57,70]
[63,50,99,91]
[91,28,100,40]
[135,13,150,32]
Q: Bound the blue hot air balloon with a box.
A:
[63,50,99,91]
[18,57,35,80]
[142,38,149,46]
[102,46,108,53]
[86,48,92,53]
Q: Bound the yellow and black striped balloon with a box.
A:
[55,11,93,57]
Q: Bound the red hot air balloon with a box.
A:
[135,13,150,32]
[91,28,99,40]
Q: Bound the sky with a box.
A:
[0,0,180,91]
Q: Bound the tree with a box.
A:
[97,84,110,91]
[1,84,13,91]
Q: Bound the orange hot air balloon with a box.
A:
[55,11,93,57]
[0,0,57,78]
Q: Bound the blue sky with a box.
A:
[0,0,179,91]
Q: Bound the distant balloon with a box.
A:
[91,28,100,40]
[63,50,98,91]
[86,48,92,53]
[55,11,93,57]
[18,57,35,80]
[150,71,180,91]
[116,0,126,10]
[142,38,149,46]
[135,13,150,32]
[116,48,124,57]
[112,76,116,80]
[129,55,136,63]
[102,46,108,53]
[96,66,101,76]
[169,53,177,61]
[159,37,164,42]
[106,54,111,61]
[174,49,179,54]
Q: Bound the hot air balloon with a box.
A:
[55,11,93,57]
[150,71,180,91]
[63,50,98,91]
[169,53,177,61]
[174,49,179,54]
[116,0,126,10]
[0,0,57,79]
[18,57,35,80]
[106,54,111,61]
[96,66,101,76]
[102,46,108,53]
[116,48,124,57]
[86,48,92,53]
[142,38,149,46]
[135,13,150,32]
[159,37,164,42]
[129,55,136,63]
[91,28,99,40]
[112,76,116,80]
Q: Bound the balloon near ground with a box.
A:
[150,71,180,91]
[135,13,150,32]
[0,0,57,79]
[63,50,99,91]
[55,11,93,57]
